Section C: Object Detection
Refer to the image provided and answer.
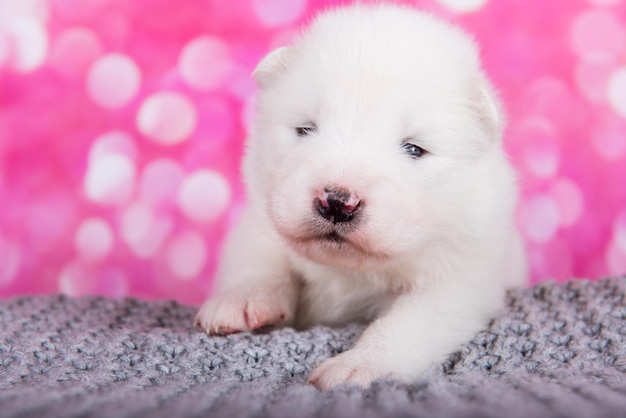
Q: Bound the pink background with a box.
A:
[1,0,626,305]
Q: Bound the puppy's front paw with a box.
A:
[308,350,386,391]
[194,290,292,335]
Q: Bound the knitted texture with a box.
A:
[1,278,626,418]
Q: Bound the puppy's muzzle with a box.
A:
[314,186,362,224]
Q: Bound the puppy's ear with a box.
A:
[252,47,292,88]
[474,82,505,141]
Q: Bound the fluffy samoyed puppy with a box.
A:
[195,3,527,390]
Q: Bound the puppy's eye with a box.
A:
[402,142,426,159]
[295,123,317,137]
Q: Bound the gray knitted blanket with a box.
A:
[1,278,626,418]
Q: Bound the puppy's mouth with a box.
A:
[295,226,388,256]
[306,223,355,246]
[269,211,392,263]
[319,231,346,244]
[291,229,350,247]
[290,228,392,266]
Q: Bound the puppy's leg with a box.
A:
[194,208,298,335]
[308,278,503,390]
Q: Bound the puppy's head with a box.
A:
[245,5,517,270]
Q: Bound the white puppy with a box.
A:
[195,4,527,390]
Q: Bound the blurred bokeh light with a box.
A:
[0,0,625,305]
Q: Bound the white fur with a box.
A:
[195,4,527,390]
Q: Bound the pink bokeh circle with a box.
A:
[50,27,103,79]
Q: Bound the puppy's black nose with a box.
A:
[314,187,361,223]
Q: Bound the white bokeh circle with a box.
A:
[137,92,198,145]
[74,217,114,263]
[3,16,48,72]
[120,201,173,259]
[179,36,233,91]
[87,53,142,109]
[178,170,232,223]
[550,178,585,228]
[84,153,136,206]
[436,0,489,13]
[251,0,308,27]
[607,67,626,118]
[520,194,561,244]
